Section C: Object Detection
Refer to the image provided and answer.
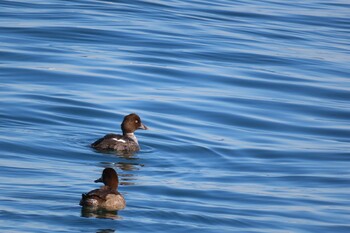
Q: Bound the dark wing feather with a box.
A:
[80,188,107,206]
[91,133,123,149]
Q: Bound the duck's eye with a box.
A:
[135,120,139,123]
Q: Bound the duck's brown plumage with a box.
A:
[80,168,126,211]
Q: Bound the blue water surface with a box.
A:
[1,0,350,232]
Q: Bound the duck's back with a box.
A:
[91,133,139,152]
[80,186,126,211]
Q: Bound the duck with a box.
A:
[80,168,126,211]
[91,113,148,153]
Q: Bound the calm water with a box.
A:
[1,0,350,232]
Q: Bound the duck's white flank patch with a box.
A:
[112,138,126,143]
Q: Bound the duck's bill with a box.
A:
[138,123,148,130]
[94,177,103,183]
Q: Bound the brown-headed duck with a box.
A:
[91,113,148,153]
[80,168,126,211]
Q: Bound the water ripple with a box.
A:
[1,0,350,232]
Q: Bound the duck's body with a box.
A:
[91,113,148,153]
[80,186,126,211]
[80,168,126,211]
[91,133,140,152]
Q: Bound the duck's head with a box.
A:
[94,168,119,190]
[121,113,148,135]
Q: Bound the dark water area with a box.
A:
[1,0,350,232]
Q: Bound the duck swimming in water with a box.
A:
[91,113,148,153]
[80,168,126,211]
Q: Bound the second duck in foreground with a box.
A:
[80,168,126,211]
[91,113,148,153]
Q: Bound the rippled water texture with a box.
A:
[1,0,350,232]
